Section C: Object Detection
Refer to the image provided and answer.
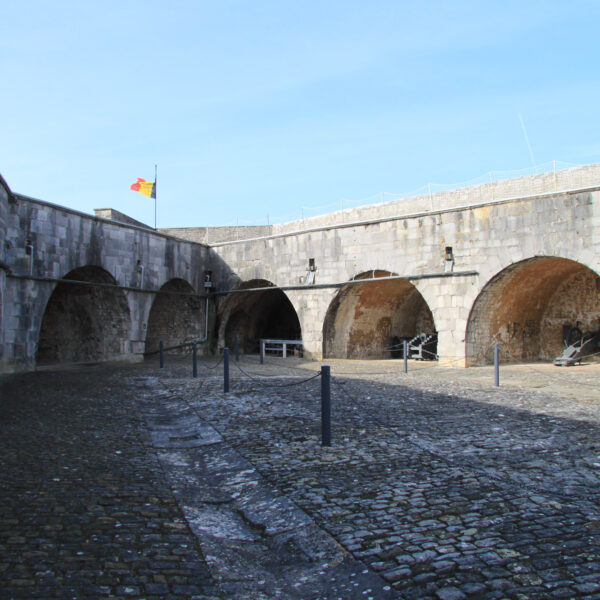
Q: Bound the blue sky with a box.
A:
[1,1,599,228]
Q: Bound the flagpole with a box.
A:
[154,164,157,229]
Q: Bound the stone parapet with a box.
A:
[159,225,273,244]
[272,162,600,236]
[94,208,154,230]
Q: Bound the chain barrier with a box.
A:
[233,362,322,388]
[157,346,597,500]
[394,343,600,390]
[394,353,467,372]
[152,338,598,392]
[230,358,330,444]
[144,340,201,356]
[331,376,363,404]
[199,355,224,370]
[357,341,600,389]
[214,344,599,391]
[309,355,460,378]
[240,355,317,376]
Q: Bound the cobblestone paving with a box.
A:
[163,356,600,600]
[1,356,599,599]
[0,367,219,600]
[134,374,394,600]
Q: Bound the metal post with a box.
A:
[224,347,230,393]
[192,342,197,378]
[159,340,164,368]
[235,336,239,362]
[260,340,265,364]
[321,365,331,447]
[154,164,158,230]
[494,343,500,387]
[283,342,287,358]
[403,340,408,374]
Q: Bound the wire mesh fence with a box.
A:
[215,160,599,232]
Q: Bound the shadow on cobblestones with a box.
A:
[0,365,220,600]
[1,356,599,600]
[156,355,600,600]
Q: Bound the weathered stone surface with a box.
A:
[138,369,395,599]
[4,164,600,374]
[1,356,600,599]
[0,365,218,599]
[163,355,600,599]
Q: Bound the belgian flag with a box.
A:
[130,177,156,198]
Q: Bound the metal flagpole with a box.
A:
[154,164,157,229]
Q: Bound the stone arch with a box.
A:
[145,278,205,354]
[323,270,436,359]
[466,257,600,365]
[217,279,301,354]
[36,265,130,365]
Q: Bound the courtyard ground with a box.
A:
[1,355,599,599]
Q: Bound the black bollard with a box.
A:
[192,342,197,378]
[494,343,500,387]
[159,340,164,368]
[260,339,265,364]
[321,365,331,446]
[224,347,230,393]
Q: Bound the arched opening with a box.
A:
[323,270,436,359]
[466,257,600,365]
[145,278,205,354]
[217,279,301,354]
[36,266,130,365]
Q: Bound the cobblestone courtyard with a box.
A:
[1,356,599,599]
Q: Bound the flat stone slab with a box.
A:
[183,504,259,541]
[148,422,223,448]
[235,487,313,535]
[138,374,397,599]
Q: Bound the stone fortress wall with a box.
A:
[1,163,600,373]
[1,186,213,373]
[208,169,600,366]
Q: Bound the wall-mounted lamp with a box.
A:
[204,271,213,290]
[4,240,12,264]
[305,258,316,285]
[25,240,34,276]
[444,246,454,273]
[136,259,145,288]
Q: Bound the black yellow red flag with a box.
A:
[130,178,156,198]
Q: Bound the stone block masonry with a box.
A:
[1,193,213,373]
[1,163,600,372]
[159,224,273,244]
[210,179,600,365]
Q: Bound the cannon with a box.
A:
[554,328,600,366]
